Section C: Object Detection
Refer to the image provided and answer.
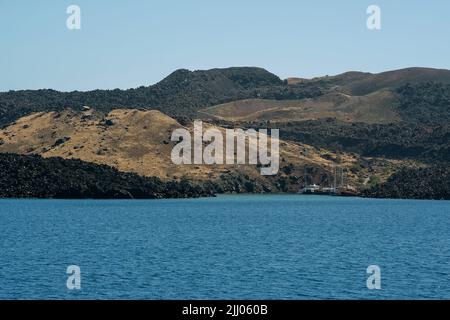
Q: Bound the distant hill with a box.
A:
[320,67,450,95]
[2,66,450,128]
[0,67,322,127]
[199,68,450,125]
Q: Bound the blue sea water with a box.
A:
[0,195,449,300]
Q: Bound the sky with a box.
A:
[1,0,450,91]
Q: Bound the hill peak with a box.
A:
[157,67,283,89]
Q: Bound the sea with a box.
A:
[0,195,449,299]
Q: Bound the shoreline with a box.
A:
[1,193,449,202]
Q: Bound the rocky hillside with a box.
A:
[0,108,408,194]
[395,82,450,125]
[362,166,450,200]
[262,119,450,163]
[1,66,449,199]
[2,67,450,128]
[0,67,322,127]
[200,78,450,128]
[0,153,212,199]
[204,80,450,164]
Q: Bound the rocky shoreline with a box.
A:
[1,153,449,201]
[0,153,213,199]
[361,166,450,200]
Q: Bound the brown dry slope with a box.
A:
[0,109,201,180]
[199,67,450,125]
[0,108,406,192]
[199,90,400,124]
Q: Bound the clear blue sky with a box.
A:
[1,0,450,91]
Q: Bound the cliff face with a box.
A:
[0,153,213,199]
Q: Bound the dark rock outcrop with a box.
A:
[362,166,450,200]
[0,153,213,199]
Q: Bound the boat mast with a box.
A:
[334,166,337,189]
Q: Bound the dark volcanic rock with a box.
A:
[52,136,70,147]
[270,119,450,164]
[362,166,450,200]
[0,153,213,199]
[104,119,114,126]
